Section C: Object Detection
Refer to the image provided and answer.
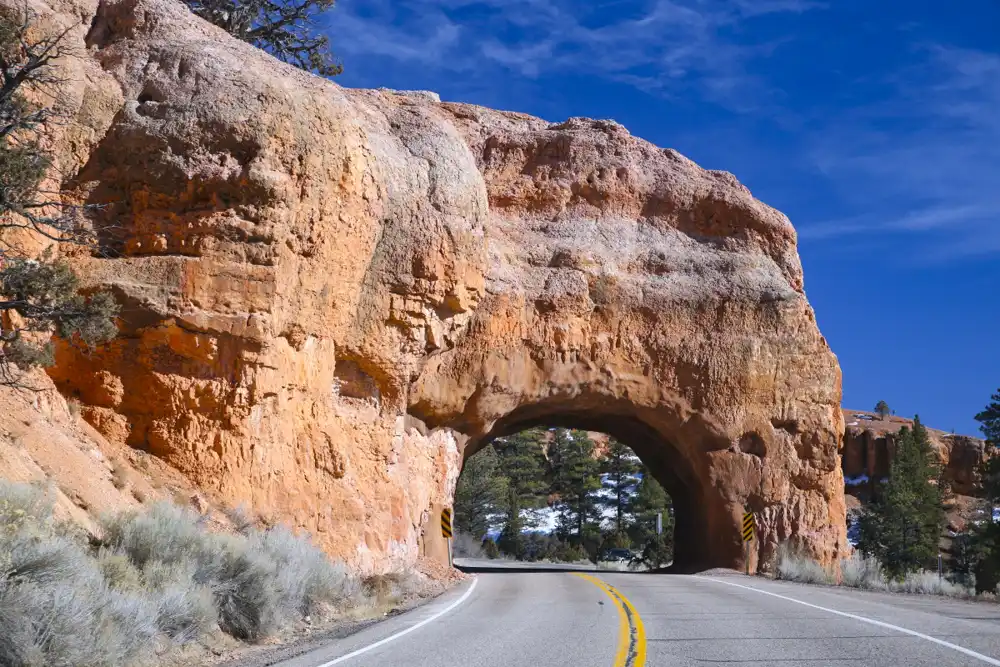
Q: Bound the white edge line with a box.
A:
[692,575,1000,666]
[315,576,479,667]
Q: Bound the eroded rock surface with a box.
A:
[842,409,990,498]
[9,0,847,571]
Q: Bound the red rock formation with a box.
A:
[842,409,990,497]
[5,0,847,572]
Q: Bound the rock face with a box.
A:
[11,0,847,572]
[842,410,989,498]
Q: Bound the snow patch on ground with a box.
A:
[483,472,649,538]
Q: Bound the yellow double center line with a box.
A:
[573,573,647,667]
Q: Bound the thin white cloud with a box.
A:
[326,0,823,108]
[799,45,1000,261]
[325,1,999,263]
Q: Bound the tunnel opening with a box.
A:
[453,426,677,567]
[450,406,716,571]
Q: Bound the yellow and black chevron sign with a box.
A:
[441,508,453,539]
[742,512,755,543]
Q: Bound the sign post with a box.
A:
[441,507,454,568]
[742,511,755,576]
[656,512,663,535]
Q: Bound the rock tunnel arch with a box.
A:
[420,375,847,572]
[463,403,714,570]
[408,257,850,575]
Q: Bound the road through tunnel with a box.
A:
[448,398,760,571]
[470,410,710,570]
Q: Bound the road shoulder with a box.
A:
[210,577,476,667]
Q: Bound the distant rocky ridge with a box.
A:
[841,409,990,500]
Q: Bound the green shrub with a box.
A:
[631,533,672,570]
[102,506,279,642]
[142,560,217,644]
[209,537,282,641]
[0,520,158,667]
[100,502,209,570]
[554,541,587,563]
[101,501,375,642]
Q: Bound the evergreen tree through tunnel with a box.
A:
[452,408,712,571]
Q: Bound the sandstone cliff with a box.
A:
[842,409,990,498]
[3,0,848,572]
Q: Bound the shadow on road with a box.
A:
[455,563,619,574]
[456,561,675,575]
[454,558,727,576]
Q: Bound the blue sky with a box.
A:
[323,0,999,436]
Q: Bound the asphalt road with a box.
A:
[273,561,1000,667]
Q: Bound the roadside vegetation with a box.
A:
[454,428,673,568]
[776,392,1000,599]
[775,546,980,597]
[0,481,419,667]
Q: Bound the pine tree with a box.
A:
[969,397,1000,593]
[875,400,891,420]
[454,446,508,539]
[857,416,945,579]
[950,530,981,588]
[975,390,1000,446]
[970,506,1000,594]
[599,439,641,535]
[492,428,547,556]
[629,468,673,546]
[497,487,525,559]
[550,429,601,541]
[494,429,548,513]
[181,0,342,76]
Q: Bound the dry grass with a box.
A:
[774,544,978,598]
[224,503,258,534]
[110,459,130,491]
[839,552,887,589]
[775,544,834,585]
[0,481,415,666]
[363,571,424,609]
